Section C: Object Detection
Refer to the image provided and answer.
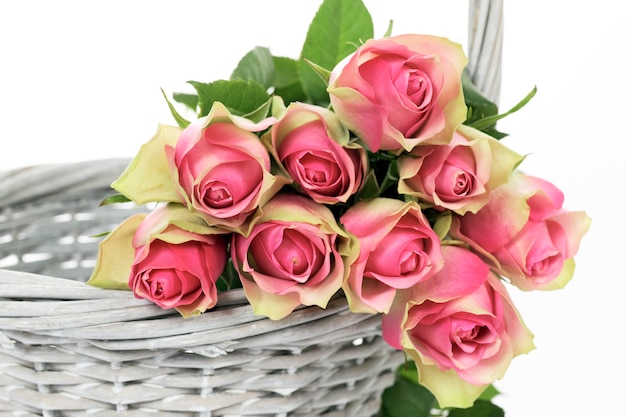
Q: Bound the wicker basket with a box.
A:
[0,158,406,416]
[0,2,503,415]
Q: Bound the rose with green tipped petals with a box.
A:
[450,172,592,290]
[268,102,367,205]
[382,246,535,408]
[165,102,290,232]
[340,198,443,314]
[89,203,229,317]
[231,193,353,320]
[398,124,524,214]
[327,34,467,153]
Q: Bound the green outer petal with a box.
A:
[485,139,524,189]
[175,304,205,319]
[87,213,146,290]
[433,211,452,239]
[456,124,525,190]
[112,124,184,205]
[327,85,386,151]
[280,102,350,146]
[241,275,302,320]
[255,194,349,239]
[271,96,287,119]
[133,203,231,247]
[163,203,231,237]
[407,349,488,409]
[208,101,276,132]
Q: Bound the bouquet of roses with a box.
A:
[88,0,590,414]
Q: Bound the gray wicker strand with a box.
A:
[468,0,503,106]
[0,4,504,416]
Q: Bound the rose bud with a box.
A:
[398,124,523,214]
[231,193,354,319]
[383,246,535,408]
[268,102,367,204]
[88,203,229,317]
[328,34,467,153]
[340,198,444,314]
[166,102,290,231]
[450,172,591,290]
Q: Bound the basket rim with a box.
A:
[0,158,132,208]
[0,268,381,350]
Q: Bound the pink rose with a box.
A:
[165,102,289,231]
[231,193,353,319]
[450,172,591,291]
[268,102,367,204]
[398,124,523,214]
[382,246,535,408]
[129,204,229,317]
[327,34,467,153]
[340,198,443,314]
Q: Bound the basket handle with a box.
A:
[467,0,503,106]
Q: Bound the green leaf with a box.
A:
[298,0,374,105]
[187,79,271,118]
[462,70,499,128]
[232,49,308,105]
[469,85,537,132]
[382,19,394,37]
[99,193,131,206]
[161,88,191,128]
[304,58,332,85]
[242,96,274,124]
[216,260,243,292]
[379,364,437,417]
[272,56,307,104]
[478,384,500,402]
[172,92,198,113]
[355,170,381,201]
[378,158,399,198]
[231,46,275,88]
[397,360,421,384]
[462,68,538,139]
[447,400,504,417]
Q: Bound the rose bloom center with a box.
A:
[250,225,326,284]
[407,70,431,106]
[453,171,472,195]
[206,181,233,208]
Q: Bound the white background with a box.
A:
[0,1,622,416]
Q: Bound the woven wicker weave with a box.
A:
[0,158,405,416]
[0,2,503,415]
